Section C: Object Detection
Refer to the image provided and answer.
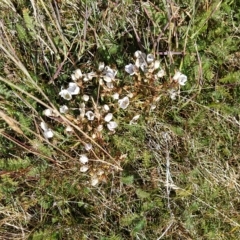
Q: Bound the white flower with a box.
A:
[75,69,82,79]
[154,60,160,70]
[178,74,187,86]
[134,50,145,59]
[106,82,114,89]
[59,89,72,100]
[112,93,119,100]
[67,82,80,95]
[146,54,154,64]
[84,143,92,151]
[107,121,118,131]
[71,74,77,81]
[125,63,136,75]
[40,122,54,139]
[99,78,104,86]
[97,169,104,176]
[65,125,73,132]
[59,105,68,114]
[118,96,130,109]
[80,165,89,172]
[168,89,178,100]
[91,176,99,186]
[103,66,117,82]
[134,51,147,71]
[173,71,181,81]
[104,113,113,122]
[83,72,95,82]
[82,94,89,102]
[173,71,187,86]
[136,58,147,71]
[85,111,95,121]
[79,154,89,164]
[156,69,165,78]
[43,108,53,117]
[103,104,110,112]
[130,115,140,125]
[150,104,157,110]
[71,69,82,81]
[40,121,48,131]
[43,129,54,139]
[98,62,105,72]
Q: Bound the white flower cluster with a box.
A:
[40,50,188,186]
[125,50,165,80]
[125,50,187,100]
[41,63,126,146]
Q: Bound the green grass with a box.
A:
[0,0,240,239]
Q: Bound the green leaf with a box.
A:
[22,8,36,38]
[133,219,146,233]
[136,188,150,199]
[77,201,85,207]
[120,213,139,226]
[16,23,28,42]
[121,175,134,185]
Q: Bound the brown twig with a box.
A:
[156,51,185,56]
[0,131,63,167]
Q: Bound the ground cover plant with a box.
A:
[0,0,240,239]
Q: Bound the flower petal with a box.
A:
[154,60,160,69]
[125,63,136,75]
[103,104,110,112]
[40,121,48,131]
[59,89,72,100]
[43,108,53,117]
[65,125,73,132]
[168,89,178,100]
[107,121,118,131]
[43,129,54,139]
[156,69,165,78]
[83,72,96,82]
[84,143,92,151]
[103,66,117,82]
[130,115,140,125]
[59,105,68,114]
[85,111,95,121]
[147,54,154,64]
[98,62,105,72]
[91,176,99,186]
[80,165,89,172]
[118,96,130,109]
[82,94,89,102]
[71,69,82,81]
[104,113,113,122]
[106,82,114,88]
[134,50,145,59]
[178,74,187,86]
[79,154,89,164]
[67,82,80,95]
[112,93,119,100]
[173,71,182,81]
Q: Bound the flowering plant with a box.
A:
[41,50,187,186]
